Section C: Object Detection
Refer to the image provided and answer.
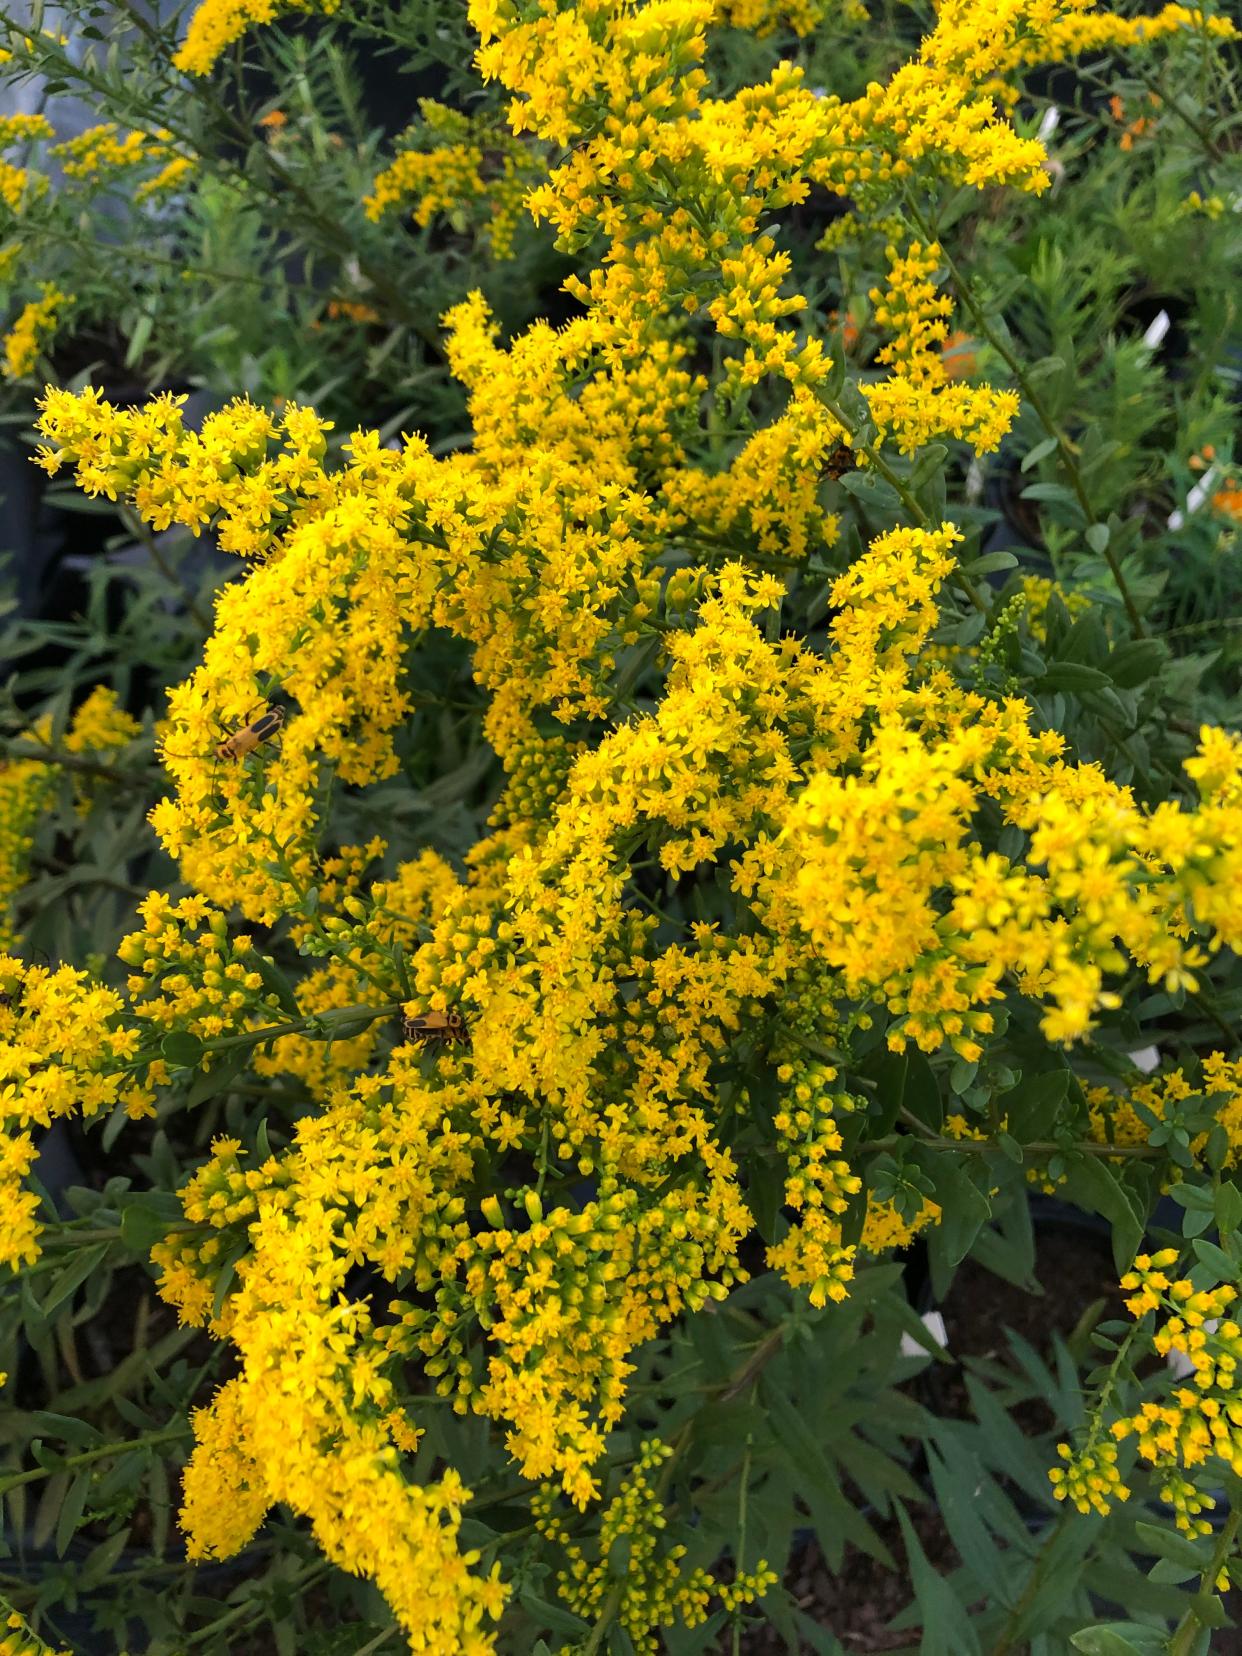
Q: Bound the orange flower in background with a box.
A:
[1211,481,1242,524]
[940,330,978,380]
[327,298,381,323]
[828,308,860,352]
[1109,90,1160,149]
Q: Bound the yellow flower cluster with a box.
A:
[48,122,193,197]
[865,240,1018,455]
[10,0,1242,1639]
[0,113,52,214]
[0,1608,69,1656]
[0,955,154,1268]
[1010,2,1236,75]
[172,0,341,75]
[765,1065,862,1306]
[0,686,139,948]
[717,0,861,37]
[1054,1253,1242,1540]
[1019,573,1092,642]
[3,284,67,379]
[1049,1435,1131,1517]
[366,102,539,259]
[534,1440,777,1651]
[1084,1054,1242,1168]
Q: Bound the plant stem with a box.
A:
[860,1129,1163,1160]
[0,739,152,784]
[581,1323,788,1653]
[731,1402,755,1656]
[812,390,989,617]
[182,1558,331,1648]
[0,1424,189,1495]
[987,1511,1070,1656]
[31,1222,210,1249]
[1169,1507,1242,1656]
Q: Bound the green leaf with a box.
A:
[1133,1519,1209,1571]
[924,1446,1013,1609]
[874,1049,941,1132]
[964,551,1019,578]
[607,1533,633,1578]
[893,1503,982,1656]
[55,1470,92,1558]
[996,1131,1023,1164]
[1214,1181,1242,1236]
[1070,1625,1168,1656]
[823,345,847,399]
[1027,355,1066,383]
[1192,1238,1234,1277]
[926,1157,992,1272]
[186,1042,252,1108]
[1035,662,1114,693]
[1106,639,1167,690]
[118,1193,185,1260]
[1168,1184,1214,1212]
[840,470,901,510]
[517,1588,589,1637]
[160,1030,204,1070]
[79,1525,133,1589]
[1020,436,1059,472]
[42,1243,109,1316]
[907,443,948,487]
[28,1412,104,1449]
[748,1154,787,1243]
[1085,523,1111,554]
[1063,1159,1144,1275]
[32,1470,70,1551]
[1005,1068,1070,1141]
[1021,483,1083,520]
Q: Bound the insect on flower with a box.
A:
[823,443,858,481]
[401,1007,469,1048]
[216,703,285,762]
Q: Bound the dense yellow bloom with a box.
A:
[0,113,52,214]
[3,285,66,379]
[13,0,1242,1641]
[49,121,192,187]
[366,102,539,259]
[173,0,341,74]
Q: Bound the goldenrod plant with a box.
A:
[0,0,1241,1650]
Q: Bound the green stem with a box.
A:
[122,509,215,634]
[811,389,988,616]
[731,1403,755,1656]
[861,1129,1163,1160]
[30,1222,210,1250]
[0,739,151,785]
[0,1424,189,1496]
[987,1511,1070,1656]
[182,1558,331,1648]
[1169,1506,1242,1656]
[352,1627,398,1656]
[581,1324,787,1654]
